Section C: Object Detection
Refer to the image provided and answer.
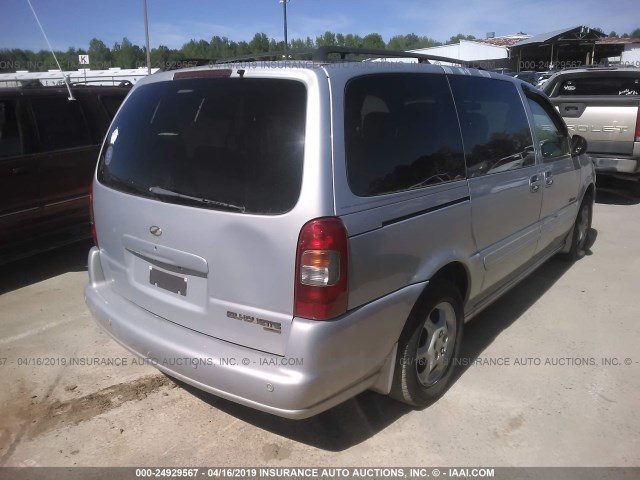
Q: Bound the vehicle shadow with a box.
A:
[452,258,573,384]
[172,256,579,451]
[595,178,640,205]
[0,238,91,295]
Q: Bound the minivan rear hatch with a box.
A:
[93,72,309,356]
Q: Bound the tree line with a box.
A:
[1,28,638,73]
[608,28,640,38]
[0,32,470,72]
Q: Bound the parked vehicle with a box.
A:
[536,71,556,88]
[512,70,538,85]
[543,67,640,195]
[0,84,129,261]
[85,47,595,419]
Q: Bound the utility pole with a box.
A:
[280,0,289,50]
[143,0,152,74]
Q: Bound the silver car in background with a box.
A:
[85,48,595,419]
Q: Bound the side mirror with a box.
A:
[571,135,588,156]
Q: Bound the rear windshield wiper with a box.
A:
[148,186,246,213]
[106,174,161,199]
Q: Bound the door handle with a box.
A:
[530,174,540,193]
[544,170,554,187]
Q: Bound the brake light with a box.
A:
[173,69,232,80]
[294,218,349,320]
[89,181,98,247]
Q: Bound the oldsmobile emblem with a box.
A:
[149,226,162,237]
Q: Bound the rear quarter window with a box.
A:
[98,78,307,215]
[344,73,466,196]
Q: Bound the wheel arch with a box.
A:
[400,259,471,337]
[561,180,595,255]
[428,261,470,305]
[583,182,595,203]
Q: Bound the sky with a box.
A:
[0,0,638,51]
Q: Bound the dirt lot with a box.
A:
[1,186,639,468]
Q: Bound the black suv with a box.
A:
[0,84,129,262]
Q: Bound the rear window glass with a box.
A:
[98,78,306,215]
[560,76,640,96]
[345,74,466,196]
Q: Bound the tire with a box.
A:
[390,280,464,408]
[566,194,593,261]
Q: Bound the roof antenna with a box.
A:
[25,0,75,100]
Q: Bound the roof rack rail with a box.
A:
[560,64,638,71]
[68,79,133,87]
[216,49,315,64]
[312,46,468,65]
[215,47,468,66]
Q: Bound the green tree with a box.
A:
[344,34,364,48]
[387,35,408,51]
[112,37,138,68]
[88,38,112,69]
[448,33,476,44]
[631,28,640,38]
[316,31,337,46]
[0,48,34,72]
[181,39,210,59]
[249,33,270,53]
[150,45,171,69]
[210,36,236,60]
[388,33,440,51]
[290,38,308,50]
[608,31,618,38]
[362,33,385,49]
[269,38,286,51]
[236,41,250,56]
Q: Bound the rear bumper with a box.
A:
[85,247,423,419]
[590,155,639,174]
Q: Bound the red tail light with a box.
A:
[89,181,98,247]
[294,218,349,320]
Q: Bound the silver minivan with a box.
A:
[85,48,595,419]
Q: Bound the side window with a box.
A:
[344,74,465,197]
[30,96,92,151]
[448,76,535,177]
[0,100,22,158]
[526,95,571,161]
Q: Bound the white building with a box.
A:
[0,67,159,88]
[599,38,640,65]
[408,35,530,66]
